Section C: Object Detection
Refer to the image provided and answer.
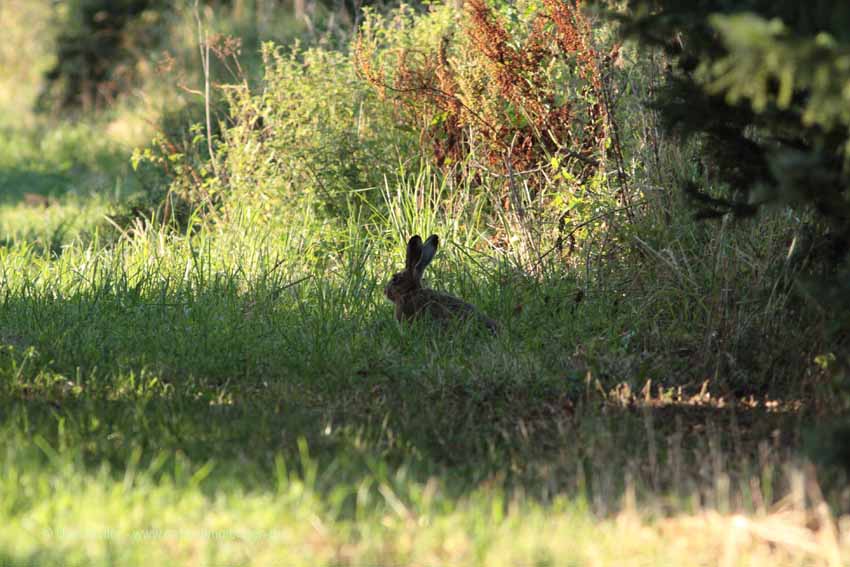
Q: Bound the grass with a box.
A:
[0,154,847,564]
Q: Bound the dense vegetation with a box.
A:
[620,0,850,360]
[0,0,848,564]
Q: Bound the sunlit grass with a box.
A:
[3,446,844,567]
[0,206,845,564]
[0,115,842,565]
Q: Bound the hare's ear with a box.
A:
[405,235,423,273]
[415,234,439,275]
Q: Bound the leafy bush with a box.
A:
[222,42,413,219]
[355,1,613,175]
[135,39,414,226]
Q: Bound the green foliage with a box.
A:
[0,0,55,121]
[616,0,850,375]
[39,0,170,112]
[618,1,849,217]
[219,42,413,220]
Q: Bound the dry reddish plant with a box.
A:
[543,0,607,158]
[355,28,470,167]
[355,0,611,179]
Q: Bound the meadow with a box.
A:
[0,1,848,565]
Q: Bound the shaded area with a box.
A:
[0,123,136,205]
[4,369,823,513]
[0,168,73,204]
[0,273,838,514]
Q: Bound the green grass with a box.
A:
[0,5,848,563]
[0,120,141,256]
[0,178,845,564]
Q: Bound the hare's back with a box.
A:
[412,289,499,334]
[416,289,475,316]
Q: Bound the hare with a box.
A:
[384,234,499,334]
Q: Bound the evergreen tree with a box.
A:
[39,0,169,112]
[613,0,850,362]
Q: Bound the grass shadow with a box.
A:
[0,121,137,206]
[0,268,834,513]
[0,167,75,204]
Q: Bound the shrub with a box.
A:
[355,1,613,173]
[135,40,414,226]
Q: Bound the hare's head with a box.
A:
[384,234,439,302]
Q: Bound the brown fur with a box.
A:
[384,234,499,334]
